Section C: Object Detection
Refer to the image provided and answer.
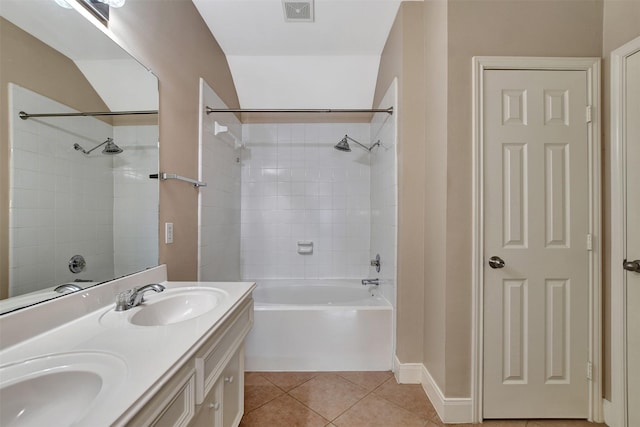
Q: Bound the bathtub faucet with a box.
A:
[362,278,379,286]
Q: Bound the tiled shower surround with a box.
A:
[9,84,114,296]
[240,123,372,279]
[112,125,159,278]
[9,84,158,296]
[198,79,242,281]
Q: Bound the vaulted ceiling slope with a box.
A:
[0,0,158,111]
[191,0,403,109]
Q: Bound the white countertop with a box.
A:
[0,272,255,427]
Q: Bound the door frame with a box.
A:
[471,57,602,423]
[609,35,640,427]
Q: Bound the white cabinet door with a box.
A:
[222,347,243,427]
[483,69,590,418]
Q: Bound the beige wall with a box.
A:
[601,0,640,400]
[0,18,112,299]
[375,0,606,398]
[374,1,426,364]
[108,0,239,281]
[422,0,449,391]
[444,0,603,397]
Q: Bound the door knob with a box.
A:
[623,259,640,273]
[488,256,505,269]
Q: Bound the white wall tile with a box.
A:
[370,80,398,308]
[8,85,118,296]
[112,124,159,278]
[198,80,242,281]
[240,122,371,280]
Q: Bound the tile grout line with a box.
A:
[242,372,289,416]
[244,372,438,426]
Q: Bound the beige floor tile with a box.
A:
[333,394,428,427]
[288,374,369,420]
[373,377,438,420]
[244,383,285,413]
[261,372,318,391]
[337,371,394,392]
[245,372,272,386]
[240,394,329,427]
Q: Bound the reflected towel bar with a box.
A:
[149,173,207,188]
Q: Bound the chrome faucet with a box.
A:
[362,278,379,286]
[115,283,165,311]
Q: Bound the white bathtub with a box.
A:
[245,279,393,372]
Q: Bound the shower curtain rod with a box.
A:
[19,110,158,120]
[205,107,394,115]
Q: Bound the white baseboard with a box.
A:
[395,356,473,424]
[603,398,621,427]
[394,356,422,383]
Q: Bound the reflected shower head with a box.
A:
[102,139,123,154]
[333,134,380,153]
[74,138,123,155]
[334,136,351,152]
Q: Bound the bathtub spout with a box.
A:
[362,278,379,286]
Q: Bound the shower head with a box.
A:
[102,139,123,154]
[333,134,380,153]
[334,136,352,152]
[74,138,123,155]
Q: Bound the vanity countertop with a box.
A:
[0,273,255,427]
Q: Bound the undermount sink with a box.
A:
[100,287,227,327]
[0,352,125,427]
[129,288,222,326]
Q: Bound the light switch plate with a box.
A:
[165,222,173,244]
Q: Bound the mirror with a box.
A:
[0,0,159,314]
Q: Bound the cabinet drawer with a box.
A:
[195,299,253,404]
[128,363,196,427]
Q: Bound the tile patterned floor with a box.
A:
[240,371,608,427]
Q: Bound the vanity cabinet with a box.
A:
[126,298,253,427]
[191,347,244,427]
[127,362,197,427]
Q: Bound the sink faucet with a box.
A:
[362,278,379,286]
[115,283,165,311]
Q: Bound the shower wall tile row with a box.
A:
[240,123,371,279]
[198,79,242,281]
[369,79,398,307]
[9,84,115,296]
[112,125,159,278]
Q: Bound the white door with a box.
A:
[483,69,590,418]
[625,50,640,427]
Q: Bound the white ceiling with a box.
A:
[191,0,403,109]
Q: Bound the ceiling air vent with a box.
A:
[282,0,314,22]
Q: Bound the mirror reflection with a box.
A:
[0,0,159,314]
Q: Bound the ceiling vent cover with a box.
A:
[282,1,314,22]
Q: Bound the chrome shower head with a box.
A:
[74,138,123,155]
[334,136,352,152]
[102,139,123,155]
[334,134,380,153]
